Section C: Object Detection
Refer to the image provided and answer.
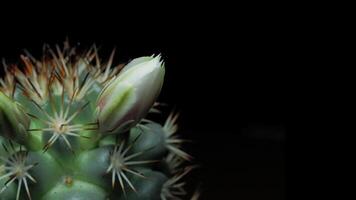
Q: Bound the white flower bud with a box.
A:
[97,55,165,134]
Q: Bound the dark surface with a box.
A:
[1,10,286,199]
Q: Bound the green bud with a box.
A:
[97,55,165,134]
[123,169,168,200]
[0,91,30,143]
[129,123,167,160]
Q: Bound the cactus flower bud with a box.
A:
[97,55,165,134]
[0,91,30,142]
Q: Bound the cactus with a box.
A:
[0,41,198,200]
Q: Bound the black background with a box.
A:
[1,7,286,200]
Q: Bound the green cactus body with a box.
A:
[0,41,197,200]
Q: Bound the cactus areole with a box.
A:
[0,41,197,200]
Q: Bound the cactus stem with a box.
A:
[0,41,198,199]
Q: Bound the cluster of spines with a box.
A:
[0,142,37,200]
[0,41,120,104]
